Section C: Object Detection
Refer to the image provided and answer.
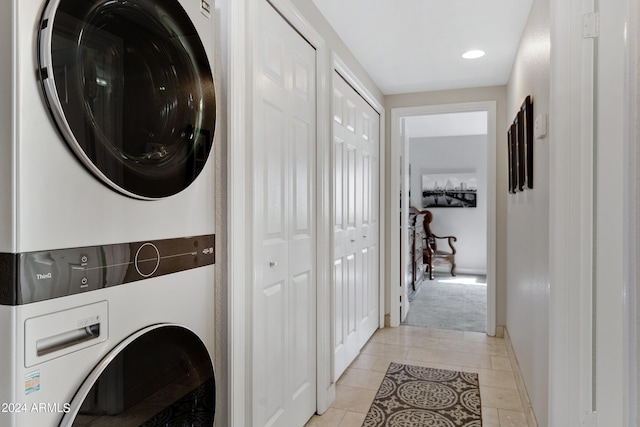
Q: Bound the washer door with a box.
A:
[38,0,216,199]
[60,324,215,426]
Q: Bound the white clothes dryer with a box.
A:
[0,0,219,425]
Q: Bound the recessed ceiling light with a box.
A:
[462,50,485,59]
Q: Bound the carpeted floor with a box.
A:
[403,274,487,333]
[362,362,482,426]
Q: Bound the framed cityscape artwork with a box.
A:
[421,172,478,208]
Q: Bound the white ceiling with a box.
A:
[311,0,534,95]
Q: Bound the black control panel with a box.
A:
[0,235,215,305]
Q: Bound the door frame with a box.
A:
[228,0,330,423]
[389,101,497,336]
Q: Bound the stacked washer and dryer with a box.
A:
[0,0,218,425]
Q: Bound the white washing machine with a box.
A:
[3,248,216,427]
[0,0,218,425]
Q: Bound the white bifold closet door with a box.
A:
[252,1,317,426]
[332,72,380,381]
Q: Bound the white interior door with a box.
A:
[357,97,380,347]
[332,72,380,380]
[252,2,317,426]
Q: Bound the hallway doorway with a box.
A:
[390,101,497,336]
[401,111,489,333]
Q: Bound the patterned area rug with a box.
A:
[362,363,482,426]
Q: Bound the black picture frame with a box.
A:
[507,96,534,193]
[421,172,478,208]
[508,124,516,193]
[516,110,525,191]
[521,96,534,189]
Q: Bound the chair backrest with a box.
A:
[422,210,437,251]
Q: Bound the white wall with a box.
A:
[409,135,487,274]
[290,0,383,103]
[505,0,550,424]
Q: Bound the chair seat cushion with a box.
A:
[433,250,453,257]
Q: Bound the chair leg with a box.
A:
[450,261,456,277]
[429,260,435,280]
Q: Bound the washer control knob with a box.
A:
[135,243,160,277]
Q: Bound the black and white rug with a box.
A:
[362,363,482,427]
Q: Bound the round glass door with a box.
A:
[61,325,215,426]
[38,0,216,199]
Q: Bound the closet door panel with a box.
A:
[332,73,380,380]
[253,2,316,426]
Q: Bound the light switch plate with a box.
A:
[534,114,548,139]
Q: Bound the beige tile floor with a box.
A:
[305,325,530,427]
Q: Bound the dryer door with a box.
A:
[60,324,215,426]
[38,0,216,199]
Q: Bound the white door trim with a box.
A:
[593,0,633,424]
[228,0,248,425]
[626,0,638,423]
[389,101,497,336]
[399,119,410,322]
[229,0,329,423]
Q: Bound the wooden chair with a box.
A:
[422,210,457,280]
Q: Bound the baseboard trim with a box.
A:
[384,313,391,327]
[495,325,504,338]
[503,327,539,427]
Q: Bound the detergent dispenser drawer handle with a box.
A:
[36,323,101,356]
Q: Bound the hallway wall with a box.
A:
[290,0,382,103]
[505,0,550,424]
